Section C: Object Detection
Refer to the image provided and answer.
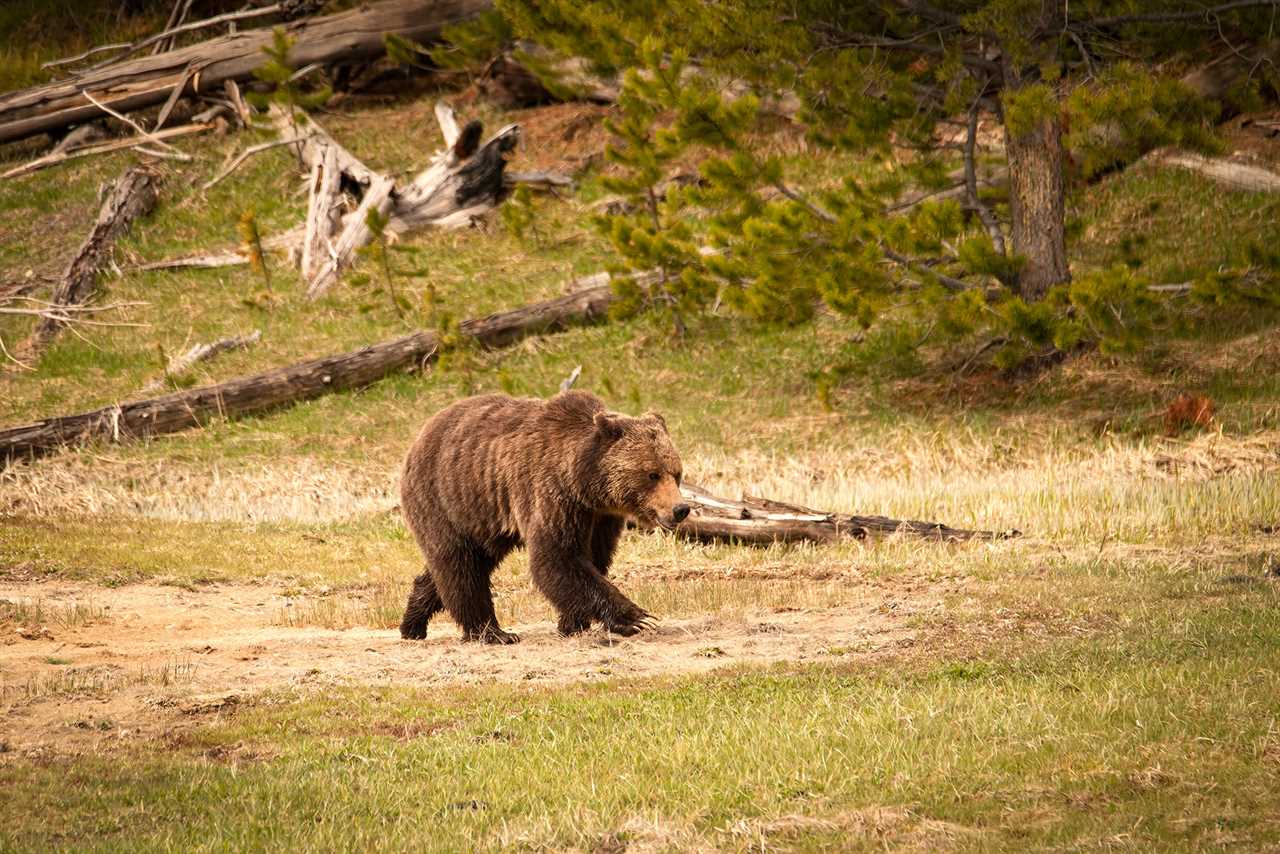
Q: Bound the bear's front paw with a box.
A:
[464,624,521,645]
[400,624,428,640]
[604,607,657,637]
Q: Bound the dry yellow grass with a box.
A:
[5,427,1276,545]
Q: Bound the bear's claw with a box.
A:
[465,625,521,644]
[604,609,657,637]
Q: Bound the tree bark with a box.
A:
[1003,108,1070,301]
[997,1,1071,302]
[17,166,161,361]
[0,0,493,146]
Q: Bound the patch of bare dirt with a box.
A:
[0,577,930,759]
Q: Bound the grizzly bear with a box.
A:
[398,390,689,644]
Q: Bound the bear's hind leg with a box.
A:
[400,569,443,640]
[432,539,520,645]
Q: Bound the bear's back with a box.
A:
[401,392,607,539]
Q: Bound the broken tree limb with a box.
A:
[434,100,461,148]
[268,104,378,187]
[41,42,133,72]
[85,3,291,72]
[80,90,185,155]
[505,170,575,192]
[306,175,396,300]
[300,144,342,280]
[141,330,262,392]
[265,100,521,298]
[15,166,160,362]
[2,122,213,180]
[1143,149,1280,193]
[202,133,313,190]
[0,298,148,326]
[0,0,494,146]
[133,251,254,272]
[388,120,520,233]
[675,484,1017,543]
[0,280,617,462]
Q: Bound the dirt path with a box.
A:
[1,580,931,757]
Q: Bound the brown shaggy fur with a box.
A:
[398,391,687,644]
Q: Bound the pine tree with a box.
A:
[494,0,1278,371]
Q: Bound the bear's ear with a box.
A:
[593,411,625,440]
[643,411,668,433]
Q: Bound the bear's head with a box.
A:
[592,409,689,530]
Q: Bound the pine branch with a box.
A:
[880,247,974,293]
[771,181,836,223]
[811,29,1002,76]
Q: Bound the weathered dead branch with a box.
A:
[202,134,313,190]
[1143,149,1280,193]
[15,166,160,362]
[676,484,1017,543]
[2,122,212,180]
[141,330,262,392]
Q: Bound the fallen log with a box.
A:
[675,484,1016,543]
[0,281,617,463]
[16,166,161,362]
[0,0,493,146]
[1144,149,1280,194]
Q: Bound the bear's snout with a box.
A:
[672,503,690,523]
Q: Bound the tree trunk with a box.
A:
[997,1,1071,302]
[1004,110,1070,301]
[0,0,492,146]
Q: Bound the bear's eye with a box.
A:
[648,472,660,482]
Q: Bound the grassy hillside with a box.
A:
[2,62,1280,851]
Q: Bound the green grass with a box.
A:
[2,589,1278,851]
